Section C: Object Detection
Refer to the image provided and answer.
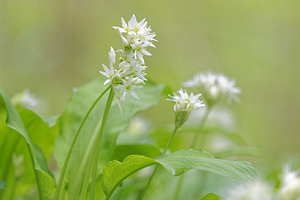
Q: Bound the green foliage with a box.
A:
[53,78,164,198]
[102,149,257,198]
[200,193,222,200]
[0,86,56,200]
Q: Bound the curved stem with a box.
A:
[90,88,114,200]
[55,85,111,200]
[139,127,178,200]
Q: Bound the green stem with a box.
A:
[173,108,211,200]
[190,108,211,148]
[139,127,178,200]
[90,88,114,200]
[54,85,111,200]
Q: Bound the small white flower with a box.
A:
[183,72,241,107]
[167,88,205,113]
[279,165,300,200]
[224,180,273,200]
[114,76,143,100]
[99,64,120,85]
[167,88,205,128]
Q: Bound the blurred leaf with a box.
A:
[156,149,257,178]
[54,78,164,198]
[114,144,162,161]
[212,146,262,158]
[200,193,222,200]
[0,181,5,190]
[0,86,55,200]
[102,149,257,198]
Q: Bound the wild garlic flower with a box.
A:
[167,88,205,128]
[279,165,300,200]
[12,89,39,109]
[224,180,274,200]
[183,72,241,107]
[100,14,156,102]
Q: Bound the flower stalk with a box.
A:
[54,85,111,200]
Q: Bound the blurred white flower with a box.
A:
[279,165,300,200]
[100,15,156,102]
[183,72,241,107]
[127,116,150,135]
[12,89,39,109]
[224,180,273,200]
[167,88,205,128]
[188,107,236,131]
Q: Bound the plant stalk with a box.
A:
[139,126,178,200]
[173,108,211,200]
[55,85,111,200]
[90,88,114,200]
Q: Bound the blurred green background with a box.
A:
[0,0,299,162]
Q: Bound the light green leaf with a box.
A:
[113,144,162,161]
[18,108,59,160]
[200,193,222,200]
[102,149,257,198]
[0,86,56,200]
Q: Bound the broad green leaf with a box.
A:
[18,108,59,160]
[113,144,161,161]
[102,155,158,198]
[53,78,164,198]
[102,149,257,198]
[0,86,56,200]
[200,193,222,200]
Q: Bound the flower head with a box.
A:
[167,88,205,128]
[100,14,157,103]
[183,72,241,107]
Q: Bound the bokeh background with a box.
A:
[1,0,299,165]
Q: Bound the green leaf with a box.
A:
[0,86,55,200]
[200,193,222,200]
[113,144,162,161]
[102,149,257,198]
[53,78,164,198]
[18,108,59,160]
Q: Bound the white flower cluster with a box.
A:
[167,88,204,113]
[100,14,156,101]
[183,72,241,107]
[279,165,300,200]
[167,88,205,128]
